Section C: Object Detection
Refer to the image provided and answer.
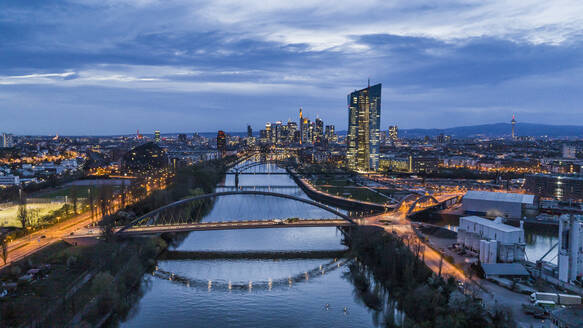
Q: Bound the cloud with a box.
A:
[1,0,583,134]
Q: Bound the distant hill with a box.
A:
[399,123,583,138]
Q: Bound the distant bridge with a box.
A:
[153,258,349,293]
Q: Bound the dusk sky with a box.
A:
[1,0,583,135]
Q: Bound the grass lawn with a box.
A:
[37,184,119,199]
[317,185,392,204]
[0,202,65,228]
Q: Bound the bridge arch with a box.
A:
[118,190,354,234]
[395,193,439,216]
[406,195,439,216]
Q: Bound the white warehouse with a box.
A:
[462,190,536,219]
[457,216,526,263]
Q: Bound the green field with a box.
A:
[0,202,65,228]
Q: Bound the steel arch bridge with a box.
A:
[227,160,290,175]
[117,190,355,235]
[395,193,440,216]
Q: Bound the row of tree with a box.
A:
[348,226,515,328]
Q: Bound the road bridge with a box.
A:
[118,218,351,236]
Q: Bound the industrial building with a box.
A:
[457,216,525,263]
[462,190,537,219]
[558,214,583,283]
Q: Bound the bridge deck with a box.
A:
[119,219,351,235]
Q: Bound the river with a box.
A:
[118,163,401,327]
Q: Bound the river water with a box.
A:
[119,164,397,327]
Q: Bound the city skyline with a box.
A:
[2,1,583,134]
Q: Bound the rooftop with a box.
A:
[481,263,530,277]
[463,190,535,205]
[460,216,523,233]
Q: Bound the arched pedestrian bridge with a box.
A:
[116,190,355,236]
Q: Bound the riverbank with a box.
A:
[348,225,515,327]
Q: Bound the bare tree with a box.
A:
[0,237,8,265]
[120,179,126,209]
[71,186,78,215]
[89,186,95,223]
[17,190,28,230]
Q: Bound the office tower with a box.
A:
[347,83,381,171]
[1,133,14,148]
[217,130,226,155]
[301,118,310,144]
[436,134,445,144]
[299,107,303,145]
[388,125,398,142]
[309,121,315,143]
[265,122,272,144]
[274,121,282,144]
[247,125,253,138]
[177,134,187,143]
[287,121,298,143]
[314,117,324,144]
[154,130,161,143]
[325,125,335,142]
[511,114,517,140]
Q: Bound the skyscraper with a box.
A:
[265,122,272,144]
[325,125,335,142]
[314,117,324,144]
[347,83,381,171]
[154,130,161,143]
[388,125,398,142]
[1,133,13,148]
[299,107,303,145]
[511,114,517,140]
[247,125,253,138]
[217,130,226,155]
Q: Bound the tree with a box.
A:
[17,191,28,230]
[0,237,8,265]
[120,179,126,209]
[99,215,116,242]
[91,272,119,314]
[71,186,78,215]
[88,186,95,223]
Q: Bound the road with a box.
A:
[1,211,95,268]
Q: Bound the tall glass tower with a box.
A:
[347,83,381,171]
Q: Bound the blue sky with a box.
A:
[1,0,582,135]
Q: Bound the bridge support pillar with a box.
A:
[235,172,239,189]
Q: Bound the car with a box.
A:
[40,235,46,239]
